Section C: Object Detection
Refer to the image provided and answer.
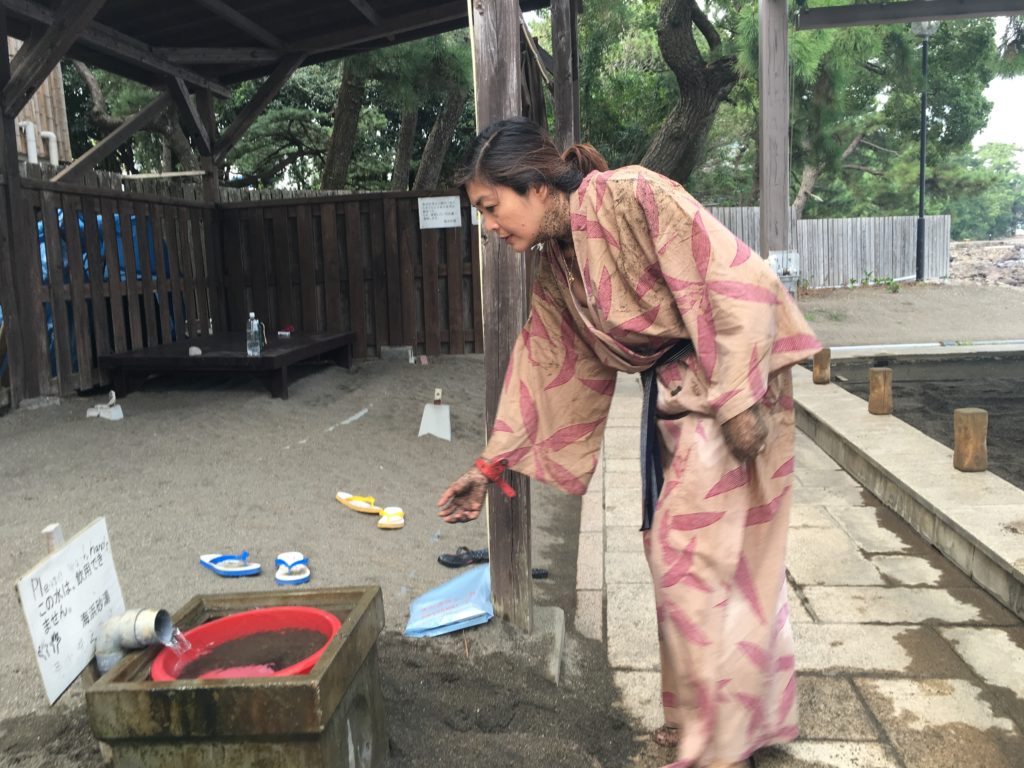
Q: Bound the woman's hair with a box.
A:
[458,117,608,195]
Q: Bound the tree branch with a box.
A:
[691,0,722,50]
[842,163,884,176]
[860,138,898,155]
[73,59,122,131]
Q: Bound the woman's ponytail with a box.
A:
[562,143,609,176]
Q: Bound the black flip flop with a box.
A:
[437,546,488,568]
[437,547,549,579]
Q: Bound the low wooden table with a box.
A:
[98,331,354,399]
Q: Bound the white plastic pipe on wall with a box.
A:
[39,130,58,165]
[95,608,173,674]
[17,120,37,164]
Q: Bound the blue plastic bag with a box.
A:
[404,565,493,638]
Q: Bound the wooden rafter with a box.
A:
[193,0,282,48]
[796,0,1024,30]
[3,0,107,117]
[348,0,395,42]
[295,2,468,54]
[213,53,305,162]
[0,0,230,97]
[158,47,279,64]
[50,92,171,184]
[167,76,211,156]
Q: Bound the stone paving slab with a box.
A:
[804,586,1007,624]
[871,555,944,586]
[607,582,659,670]
[793,675,879,740]
[790,503,835,528]
[855,678,1021,768]
[825,505,913,553]
[788,528,885,586]
[756,741,902,767]
[940,627,1024,721]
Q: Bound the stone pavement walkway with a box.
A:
[576,372,1024,768]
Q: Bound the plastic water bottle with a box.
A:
[246,312,261,357]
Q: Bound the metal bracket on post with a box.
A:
[768,249,801,297]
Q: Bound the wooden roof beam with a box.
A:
[167,76,211,156]
[193,0,282,48]
[3,0,107,117]
[348,0,395,42]
[158,47,279,64]
[50,91,170,184]
[295,2,468,54]
[796,0,1024,30]
[213,53,305,162]
[0,0,230,97]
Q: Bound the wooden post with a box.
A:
[551,0,580,151]
[867,367,892,415]
[812,348,831,384]
[758,0,791,258]
[953,407,988,472]
[468,0,533,633]
[0,17,49,402]
[196,89,226,334]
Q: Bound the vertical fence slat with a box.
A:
[118,199,144,349]
[134,201,161,346]
[421,229,441,356]
[61,194,94,389]
[149,202,173,343]
[383,198,403,344]
[369,202,388,351]
[40,191,72,388]
[98,196,127,353]
[188,206,212,334]
[81,194,110,367]
[269,208,294,329]
[344,201,367,357]
[295,204,318,333]
[163,206,187,339]
[320,202,343,332]
[246,208,271,327]
[397,200,418,349]
[221,208,247,330]
[169,206,194,337]
[470,221,483,352]
[446,226,464,354]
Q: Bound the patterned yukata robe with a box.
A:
[480,167,821,767]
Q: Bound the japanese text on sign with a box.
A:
[417,196,462,230]
[16,518,125,704]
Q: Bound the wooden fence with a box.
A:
[4,171,954,400]
[708,206,951,287]
[217,192,482,360]
[11,180,481,396]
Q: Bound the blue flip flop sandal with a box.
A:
[275,551,311,585]
[199,551,261,577]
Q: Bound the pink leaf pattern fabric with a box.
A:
[480,167,819,766]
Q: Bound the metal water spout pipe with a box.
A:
[17,120,37,164]
[95,608,173,674]
[39,130,59,165]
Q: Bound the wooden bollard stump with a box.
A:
[954,407,988,472]
[868,367,892,415]
[812,348,831,384]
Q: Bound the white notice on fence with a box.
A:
[16,517,125,703]
[417,196,462,229]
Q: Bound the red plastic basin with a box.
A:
[150,606,341,682]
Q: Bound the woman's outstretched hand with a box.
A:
[722,403,769,462]
[437,465,489,523]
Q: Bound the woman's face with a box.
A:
[466,179,551,252]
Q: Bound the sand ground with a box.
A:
[1,273,1021,767]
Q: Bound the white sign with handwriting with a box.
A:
[16,518,125,703]
[417,196,462,229]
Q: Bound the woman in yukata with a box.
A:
[437,116,820,768]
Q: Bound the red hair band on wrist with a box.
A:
[475,457,517,498]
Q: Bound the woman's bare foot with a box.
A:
[651,724,679,747]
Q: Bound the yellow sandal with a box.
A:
[335,491,384,514]
[377,507,405,530]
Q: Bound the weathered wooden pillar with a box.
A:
[468,0,533,632]
[953,407,988,472]
[196,88,226,334]
[551,0,580,151]
[868,367,892,415]
[812,348,831,384]
[0,16,48,403]
[758,0,791,259]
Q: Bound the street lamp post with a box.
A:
[911,20,941,281]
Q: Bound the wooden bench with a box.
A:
[97,331,354,399]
